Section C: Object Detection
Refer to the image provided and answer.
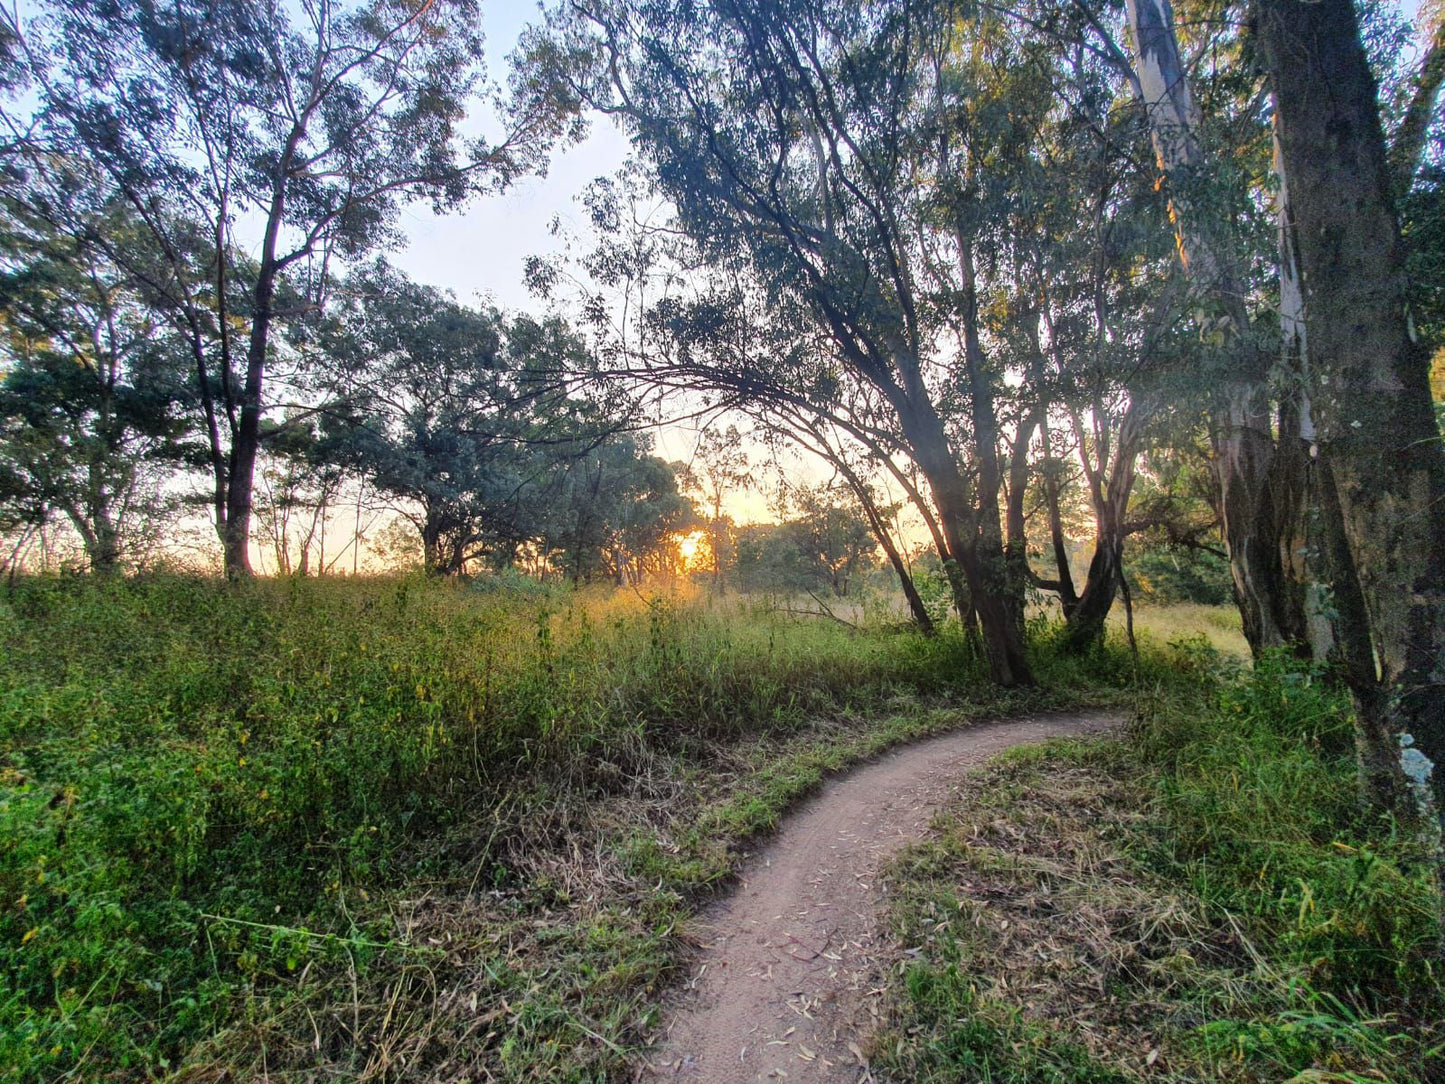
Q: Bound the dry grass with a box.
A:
[176,705,1045,1083]
[1112,603,1250,659]
[873,733,1443,1084]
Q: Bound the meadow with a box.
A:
[0,576,1438,1082]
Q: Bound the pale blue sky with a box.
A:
[390,0,632,312]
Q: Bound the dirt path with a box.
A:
[639,711,1120,1083]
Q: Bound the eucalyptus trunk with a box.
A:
[1061,526,1124,653]
[836,454,936,636]
[1257,0,1445,832]
[1273,128,1335,661]
[1126,0,1298,655]
[1058,405,1141,653]
[900,393,1032,685]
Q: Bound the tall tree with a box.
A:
[0,196,192,570]
[528,0,1046,683]
[683,424,752,592]
[544,436,695,584]
[1119,0,1303,655]
[316,264,555,576]
[1255,0,1445,835]
[5,0,578,575]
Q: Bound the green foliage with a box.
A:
[0,195,194,567]
[1128,545,1234,605]
[0,573,1031,1080]
[733,496,879,598]
[1137,652,1441,1002]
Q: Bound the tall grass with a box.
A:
[1,573,1004,1080]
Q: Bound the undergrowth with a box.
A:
[876,633,1444,1083]
[0,573,1103,1082]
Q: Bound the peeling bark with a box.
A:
[1125,0,1298,657]
[1257,0,1445,837]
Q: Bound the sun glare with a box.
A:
[674,529,711,572]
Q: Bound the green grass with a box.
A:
[10,578,1429,1082]
[1111,602,1250,659]
[0,573,1114,1082]
[875,638,1444,1083]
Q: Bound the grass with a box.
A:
[1115,602,1250,660]
[8,579,1434,1082]
[0,573,1117,1082]
[874,637,1444,1083]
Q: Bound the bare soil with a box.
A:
[637,711,1121,1083]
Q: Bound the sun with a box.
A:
[673,529,711,572]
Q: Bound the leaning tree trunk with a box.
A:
[1060,527,1123,653]
[1257,0,1445,834]
[900,393,1033,686]
[1126,0,1301,656]
[834,453,936,636]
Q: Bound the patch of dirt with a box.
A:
[637,712,1120,1083]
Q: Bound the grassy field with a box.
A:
[0,574,1125,1082]
[1,578,1437,1082]
[1115,601,1251,660]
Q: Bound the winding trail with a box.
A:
[640,711,1120,1083]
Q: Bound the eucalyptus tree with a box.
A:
[313,263,570,576]
[253,417,346,576]
[3,0,580,576]
[750,404,936,632]
[682,424,753,591]
[527,0,1073,683]
[1256,0,1445,842]
[1092,0,1311,656]
[0,196,193,571]
[951,14,1191,653]
[784,485,880,598]
[541,434,695,584]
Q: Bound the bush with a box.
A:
[1128,545,1234,605]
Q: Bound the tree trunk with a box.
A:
[1005,405,1041,626]
[1257,0,1445,834]
[1039,417,1080,617]
[223,121,304,579]
[422,512,446,577]
[838,459,936,635]
[1273,125,1330,660]
[958,234,1026,638]
[1126,0,1297,657]
[1061,525,1123,653]
[1059,413,1139,653]
[901,395,1032,685]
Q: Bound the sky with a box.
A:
[374,0,1435,549]
[388,0,807,525]
[390,0,629,314]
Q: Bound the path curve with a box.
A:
[639,711,1120,1083]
